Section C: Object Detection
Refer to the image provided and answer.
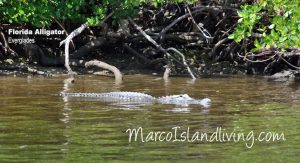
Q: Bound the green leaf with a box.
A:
[228,34,235,39]
[268,24,275,29]
[254,39,262,49]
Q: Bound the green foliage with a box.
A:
[228,4,262,42]
[0,0,197,27]
[140,0,197,7]
[229,0,300,51]
[0,0,86,27]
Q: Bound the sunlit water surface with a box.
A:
[0,75,300,162]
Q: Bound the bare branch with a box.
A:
[59,12,114,74]
[158,8,208,42]
[128,17,197,79]
[211,37,229,55]
[52,17,76,50]
[60,23,88,74]
[237,52,276,63]
[276,52,300,69]
[186,5,212,42]
[85,60,123,84]
[0,31,18,57]
[167,47,196,79]
[159,13,190,42]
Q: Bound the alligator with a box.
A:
[61,92,211,107]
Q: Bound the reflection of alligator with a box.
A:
[61,92,211,107]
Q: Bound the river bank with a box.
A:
[1,57,299,83]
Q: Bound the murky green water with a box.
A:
[0,75,300,162]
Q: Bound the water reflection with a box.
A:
[0,75,299,162]
[61,77,74,118]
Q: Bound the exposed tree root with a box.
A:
[93,70,115,77]
[85,60,123,84]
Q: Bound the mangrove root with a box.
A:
[85,60,123,84]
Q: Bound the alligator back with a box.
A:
[61,91,156,104]
[61,91,211,107]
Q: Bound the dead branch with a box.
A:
[129,18,165,52]
[159,13,190,42]
[192,5,237,12]
[85,60,123,84]
[0,31,18,56]
[128,17,197,79]
[186,5,212,42]
[52,17,76,50]
[158,8,208,43]
[59,12,113,74]
[105,30,205,44]
[238,48,300,69]
[237,52,276,63]
[211,37,229,56]
[60,23,88,74]
[0,32,8,54]
[275,52,300,70]
[167,47,196,79]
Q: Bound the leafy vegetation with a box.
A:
[0,0,86,27]
[0,0,197,27]
[229,0,300,52]
[1,0,298,75]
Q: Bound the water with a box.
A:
[0,75,299,162]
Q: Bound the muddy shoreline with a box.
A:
[1,59,299,83]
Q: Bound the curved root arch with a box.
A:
[85,60,123,84]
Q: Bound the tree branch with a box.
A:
[59,12,114,74]
[85,60,123,84]
[60,23,88,74]
[128,17,196,79]
[0,31,18,57]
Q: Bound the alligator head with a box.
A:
[157,94,211,107]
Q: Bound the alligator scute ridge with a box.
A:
[61,91,211,107]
